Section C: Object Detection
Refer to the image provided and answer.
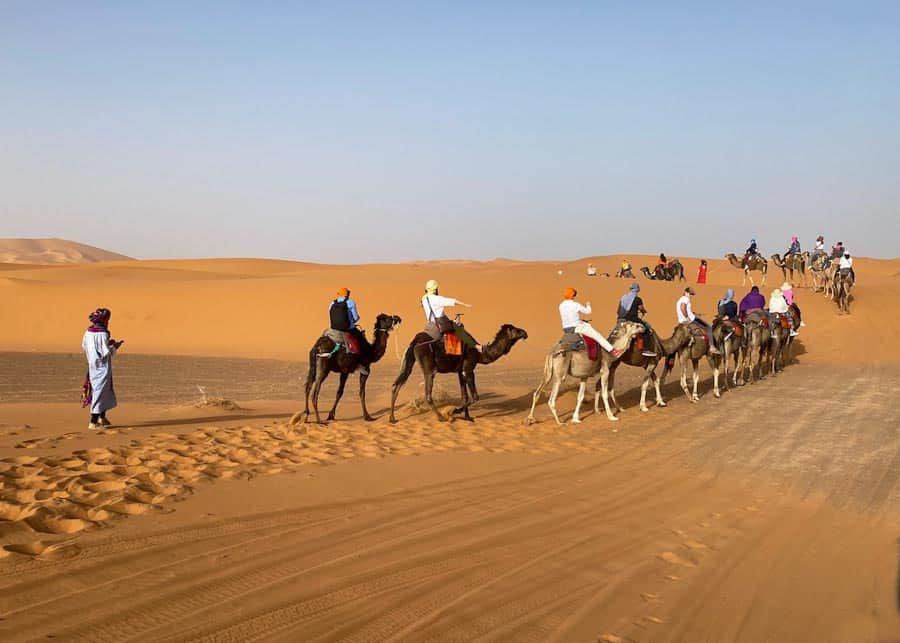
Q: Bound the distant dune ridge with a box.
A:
[0,238,132,264]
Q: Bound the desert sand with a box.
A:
[0,253,898,641]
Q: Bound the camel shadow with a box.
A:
[130,412,295,429]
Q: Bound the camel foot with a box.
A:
[570,418,582,424]
[363,414,375,422]
[462,416,475,423]
[326,413,336,421]
[524,416,536,426]
[714,391,721,398]
[656,401,667,408]
[606,414,619,422]
[640,406,649,412]
[389,416,398,424]
[451,407,465,415]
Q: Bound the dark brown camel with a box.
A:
[640,260,685,281]
[390,324,528,423]
[592,323,692,419]
[771,252,808,286]
[725,253,768,287]
[300,313,402,424]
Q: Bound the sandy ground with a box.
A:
[0,255,898,641]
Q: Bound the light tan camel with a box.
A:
[767,311,792,375]
[771,252,808,286]
[725,253,768,286]
[672,322,727,402]
[808,254,831,293]
[526,322,645,425]
[822,261,837,299]
[710,318,745,390]
[592,323,692,420]
[834,269,853,314]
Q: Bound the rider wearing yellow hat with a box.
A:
[421,280,482,351]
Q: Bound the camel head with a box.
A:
[374,313,402,333]
[480,324,528,363]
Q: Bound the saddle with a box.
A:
[770,313,791,330]
[555,332,599,361]
[688,322,711,346]
[323,329,360,355]
[717,318,743,337]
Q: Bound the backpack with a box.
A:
[329,299,351,331]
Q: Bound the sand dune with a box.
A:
[0,238,133,265]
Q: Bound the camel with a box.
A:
[616,266,635,279]
[672,322,726,402]
[526,322,645,425]
[390,323,528,423]
[821,261,837,299]
[767,311,792,375]
[808,255,831,293]
[592,322,692,421]
[739,310,771,384]
[300,313,402,424]
[725,253,768,287]
[834,269,853,314]
[771,252,808,286]
[709,318,745,390]
[640,259,685,281]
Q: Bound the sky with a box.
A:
[2,1,898,261]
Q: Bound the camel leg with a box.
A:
[310,369,330,425]
[711,356,721,398]
[608,368,623,413]
[526,357,553,424]
[326,372,349,421]
[570,381,587,424]
[303,371,314,423]
[424,370,445,422]
[692,359,701,402]
[597,368,619,422]
[358,371,375,422]
[547,379,564,426]
[452,372,475,421]
[679,352,693,401]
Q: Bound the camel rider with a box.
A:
[676,287,720,354]
[329,287,372,362]
[421,280,482,352]
[742,238,758,266]
[617,282,657,357]
[717,288,738,319]
[784,236,801,258]
[587,263,597,276]
[738,286,766,319]
[560,287,622,358]
[811,235,826,264]
[839,252,855,283]
[619,259,632,277]
[768,288,799,337]
[831,240,845,259]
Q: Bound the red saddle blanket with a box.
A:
[583,336,600,361]
[444,332,463,356]
[345,334,360,355]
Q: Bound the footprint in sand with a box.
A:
[26,510,87,535]
[658,551,695,567]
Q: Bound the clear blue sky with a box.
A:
[2,1,898,260]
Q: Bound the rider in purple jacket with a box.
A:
[739,286,766,319]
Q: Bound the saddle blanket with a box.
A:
[324,329,360,354]
[444,332,463,356]
[556,332,599,361]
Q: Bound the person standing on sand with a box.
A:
[696,259,708,284]
[82,308,123,430]
[560,287,622,357]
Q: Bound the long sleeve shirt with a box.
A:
[839,256,853,269]
[769,295,789,314]
[559,300,590,328]
[422,294,457,321]
[739,292,766,317]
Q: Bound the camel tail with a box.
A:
[306,347,318,386]
[393,342,417,388]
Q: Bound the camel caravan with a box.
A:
[293,235,856,428]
